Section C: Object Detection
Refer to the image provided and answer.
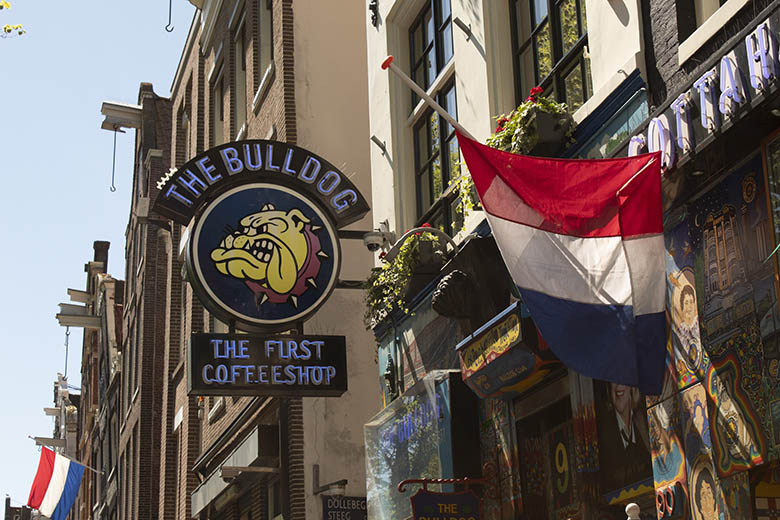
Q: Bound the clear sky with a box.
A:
[0,0,194,505]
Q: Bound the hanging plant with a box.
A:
[486,86,575,154]
[363,226,445,329]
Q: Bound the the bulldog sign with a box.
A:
[154,140,369,333]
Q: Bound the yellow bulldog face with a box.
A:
[211,204,311,295]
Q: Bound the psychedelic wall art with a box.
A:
[647,396,689,519]
[685,152,776,470]
[479,399,522,520]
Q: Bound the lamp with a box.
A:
[383,227,457,263]
[312,464,347,495]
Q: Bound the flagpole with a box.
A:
[28,436,104,475]
[381,56,477,141]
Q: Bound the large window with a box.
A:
[409,0,453,97]
[511,0,591,111]
[256,0,273,87]
[211,63,226,146]
[413,81,461,235]
[234,17,248,136]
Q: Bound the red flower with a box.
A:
[526,86,544,104]
[378,251,387,259]
[421,222,431,228]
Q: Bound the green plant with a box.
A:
[363,228,441,328]
[486,87,574,154]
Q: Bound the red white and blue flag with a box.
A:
[27,447,85,520]
[457,131,666,394]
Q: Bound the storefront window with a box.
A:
[365,371,455,520]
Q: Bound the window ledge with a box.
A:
[252,62,275,115]
[407,58,456,128]
[207,397,226,424]
[678,0,749,66]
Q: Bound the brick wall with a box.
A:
[643,0,773,109]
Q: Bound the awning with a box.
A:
[455,302,560,399]
[191,424,279,517]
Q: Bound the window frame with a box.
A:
[412,79,462,235]
[408,0,453,102]
[233,13,248,138]
[256,0,273,91]
[509,0,591,110]
[210,62,226,147]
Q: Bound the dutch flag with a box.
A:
[27,447,85,520]
[457,131,667,395]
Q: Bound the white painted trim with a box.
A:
[228,0,246,31]
[207,397,225,423]
[252,62,275,114]
[173,406,184,432]
[678,0,749,65]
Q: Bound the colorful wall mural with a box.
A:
[648,396,689,519]
[594,380,654,501]
[479,399,522,520]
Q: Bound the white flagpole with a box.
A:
[29,436,104,475]
[381,56,477,141]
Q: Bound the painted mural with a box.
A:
[594,380,653,499]
[664,152,778,476]
[479,399,522,520]
[648,396,689,519]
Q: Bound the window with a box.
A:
[256,0,273,87]
[267,478,283,520]
[677,0,727,40]
[511,0,591,111]
[211,64,226,146]
[234,17,248,135]
[413,81,461,235]
[176,101,191,166]
[409,0,453,98]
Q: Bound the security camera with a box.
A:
[363,231,387,252]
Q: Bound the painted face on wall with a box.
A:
[698,479,716,517]
[682,292,696,325]
[611,383,631,416]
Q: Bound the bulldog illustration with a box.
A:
[210,204,325,305]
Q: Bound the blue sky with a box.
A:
[0,0,194,505]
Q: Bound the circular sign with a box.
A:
[189,183,341,331]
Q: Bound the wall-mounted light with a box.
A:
[453,17,472,41]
